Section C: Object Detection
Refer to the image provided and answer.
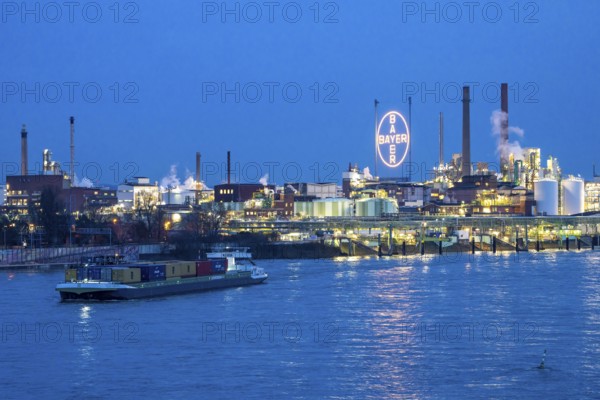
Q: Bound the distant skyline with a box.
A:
[1,1,599,187]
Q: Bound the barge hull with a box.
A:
[59,273,266,301]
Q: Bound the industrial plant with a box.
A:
[1,82,600,253]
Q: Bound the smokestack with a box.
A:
[500,83,509,176]
[195,152,201,187]
[439,112,444,166]
[70,116,75,185]
[461,86,471,177]
[21,124,28,175]
[195,152,201,204]
[227,151,231,184]
[43,149,50,174]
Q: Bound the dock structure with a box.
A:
[228,215,600,255]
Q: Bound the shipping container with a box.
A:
[65,269,77,282]
[101,267,112,282]
[165,262,195,278]
[76,267,87,281]
[112,267,142,284]
[139,265,166,282]
[196,261,212,277]
[179,262,196,277]
[210,258,228,274]
[166,263,179,278]
[87,267,102,281]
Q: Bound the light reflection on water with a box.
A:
[0,251,599,398]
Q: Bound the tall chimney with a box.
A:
[227,151,231,184]
[461,86,471,177]
[439,112,444,166]
[195,152,201,204]
[500,83,509,177]
[21,124,28,175]
[70,116,75,185]
[195,152,201,187]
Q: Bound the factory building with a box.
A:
[4,175,67,214]
[286,182,338,199]
[584,179,600,212]
[214,183,275,203]
[244,192,294,219]
[4,175,116,215]
[161,187,196,206]
[117,177,161,210]
[445,175,498,204]
[342,165,369,198]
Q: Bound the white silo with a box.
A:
[562,177,585,215]
[534,179,559,215]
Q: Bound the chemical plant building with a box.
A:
[2,123,117,217]
[116,177,161,210]
[3,80,600,233]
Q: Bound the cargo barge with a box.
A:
[56,248,267,301]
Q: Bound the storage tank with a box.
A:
[355,198,398,217]
[534,179,558,215]
[562,177,585,215]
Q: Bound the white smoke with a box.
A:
[161,165,207,193]
[183,176,198,190]
[73,175,94,188]
[259,174,269,186]
[490,110,525,161]
[286,184,298,194]
[160,165,181,190]
[363,167,373,180]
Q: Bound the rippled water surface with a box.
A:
[1,251,599,399]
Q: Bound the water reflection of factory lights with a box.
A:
[80,305,91,321]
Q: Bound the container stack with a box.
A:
[64,259,229,284]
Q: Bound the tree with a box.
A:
[34,187,68,245]
[134,190,162,241]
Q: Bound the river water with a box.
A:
[1,250,599,399]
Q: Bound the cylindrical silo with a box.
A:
[561,177,585,215]
[534,179,559,215]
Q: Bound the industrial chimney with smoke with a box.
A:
[21,124,28,176]
[195,152,201,204]
[500,83,509,177]
[461,86,471,177]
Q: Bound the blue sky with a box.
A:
[1,1,599,187]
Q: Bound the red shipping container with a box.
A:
[196,261,212,277]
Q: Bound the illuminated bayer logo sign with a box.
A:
[377,111,410,168]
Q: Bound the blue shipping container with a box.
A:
[210,259,228,274]
[139,265,166,282]
[100,267,113,282]
[76,267,86,281]
[87,267,102,281]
